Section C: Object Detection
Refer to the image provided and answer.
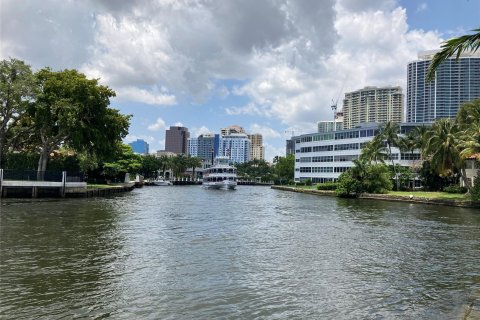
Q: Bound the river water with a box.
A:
[0,186,479,319]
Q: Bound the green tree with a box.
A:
[28,68,130,178]
[379,122,400,190]
[364,164,393,194]
[456,99,480,160]
[171,154,188,178]
[139,154,162,179]
[158,155,172,179]
[359,135,387,164]
[102,144,142,180]
[425,119,464,184]
[427,28,480,81]
[273,154,294,184]
[186,156,203,180]
[0,58,35,167]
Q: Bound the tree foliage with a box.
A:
[273,154,294,184]
[336,160,392,197]
[427,28,480,81]
[0,58,35,167]
[29,68,130,175]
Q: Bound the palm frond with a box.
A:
[426,28,480,81]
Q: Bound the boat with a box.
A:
[153,178,173,186]
[202,157,237,190]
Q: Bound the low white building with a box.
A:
[293,123,427,184]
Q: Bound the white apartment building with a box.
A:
[293,123,425,183]
[219,133,251,164]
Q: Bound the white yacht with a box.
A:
[153,178,173,186]
[202,157,237,190]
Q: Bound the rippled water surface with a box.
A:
[1,186,479,319]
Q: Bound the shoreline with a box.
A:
[271,185,480,209]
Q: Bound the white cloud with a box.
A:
[249,124,281,139]
[225,102,271,117]
[147,118,166,131]
[116,86,177,106]
[191,126,212,138]
[173,122,184,127]
[1,0,444,132]
[264,143,286,162]
[416,2,428,13]
[124,134,156,144]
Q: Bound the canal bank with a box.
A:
[271,185,480,208]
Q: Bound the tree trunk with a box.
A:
[460,166,472,191]
[37,148,50,181]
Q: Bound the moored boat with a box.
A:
[153,178,173,186]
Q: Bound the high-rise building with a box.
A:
[221,125,245,136]
[188,134,216,164]
[129,139,149,154]
[165,126,190,154]
[218,133,251,164]
[407,50,480,122]
[342,86,403,129]
[318,112,344,133]
[248,133,265,161]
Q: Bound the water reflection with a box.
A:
[0,187,479,319]
[0,199,125,319]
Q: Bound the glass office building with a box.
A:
[407,50,480,122]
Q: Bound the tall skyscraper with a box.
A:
[248,133,265,161]
[165,126,190,154]
[407,50,480,122]
[129,139,149,154]
[342,86,403,129]
[218,133,251,164]
[188,134,216,164]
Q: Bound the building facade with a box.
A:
[188,134,217,165]
[293,123,426,183]
[165,126,190,154]
[218,133,251,164]
[342,86,403,129]
[407,50,480,122]
[129,139,149,154]
[248,133,265,161]
[221,125,246,136]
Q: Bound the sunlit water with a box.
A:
[0,186,479,319]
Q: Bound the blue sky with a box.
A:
[1,0,479,160]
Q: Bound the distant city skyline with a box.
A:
[2,0,479,160]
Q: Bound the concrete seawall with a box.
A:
[271,186,480,209]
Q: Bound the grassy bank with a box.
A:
[272,185,479,208]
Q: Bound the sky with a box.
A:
[1,0,479,161]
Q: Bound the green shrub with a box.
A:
[364,164,393,194]
[471,175,480,201]
[295,181,305,186]
[305,178,312,186]
[443,185,467,194]
[317,182,338,190]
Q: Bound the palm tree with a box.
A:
[411,125,431,160]
[425,119,462,180]
[158,155,171,179]
[187,156,203,180]
[426,27,480,81]
[379,122,400,190]
[360,135,387,164]
[171,154,188,179]
[455,100,480,159]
